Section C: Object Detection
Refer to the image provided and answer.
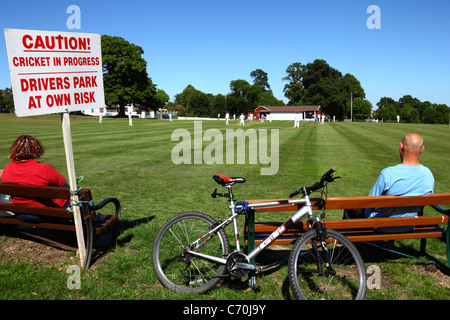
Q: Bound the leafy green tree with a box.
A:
[0,88,14,111]
[377,97,399,112]
[283,60,365,120]
[435,104,450,124]
[375,104,397,121]
[347,99,372,120]
[342,74,365,100]
[250,69,272,94]
[399,95,424,119]
[187,90,210,116]
[376,95,448,124]
[210,94,227,117]
[228,79,260,114]
[399,104,420,123]
[423,104,450,124]
[154,89,170,109]
[282,62,305,104]
[422,106,438,124]
[302,59,342,89]
[101,35,156,116]
[174,85,197,108]
[256,91,285,107]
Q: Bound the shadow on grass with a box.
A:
[215,247,295,300]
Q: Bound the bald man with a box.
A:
[362,133,435,232]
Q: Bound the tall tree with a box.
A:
[174,84,197,107]
[375,104,397,121]
[154,89,170,109]
[188,90,210,116]
[228,79,260,114]
[101,35,156,116]
[283,60,365,120]
[211,94,227,117]
[399,104,420,123]
[347,98,373,120]
[250,69,272,94]
[0,88,14,111]
[282,62,305,105]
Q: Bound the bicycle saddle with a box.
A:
[213,174,246,186]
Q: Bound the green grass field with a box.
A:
[0,113,449,300]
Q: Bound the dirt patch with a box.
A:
[0,236,75,267]
[414,263,450,288]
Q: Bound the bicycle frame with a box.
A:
[185,185,316,271]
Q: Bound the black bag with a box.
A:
[342,208,365,219]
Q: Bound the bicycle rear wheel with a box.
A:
[288,229,367,300]
[152,211,231,294]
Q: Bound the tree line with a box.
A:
[375,96,449,124]
[1,35,448,124]
[169,69,284,118]
[169,59,368,120]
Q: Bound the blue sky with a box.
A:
[1,0,449,109]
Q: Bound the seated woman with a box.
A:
[1,135,69,222]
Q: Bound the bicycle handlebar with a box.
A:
[289,167,339,198]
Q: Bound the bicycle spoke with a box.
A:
[152,212,230,294]
[288,229,366,300]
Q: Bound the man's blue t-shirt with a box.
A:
[364,164,434,218]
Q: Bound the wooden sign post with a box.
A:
[62,111,86,266]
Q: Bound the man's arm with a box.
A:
[364,172,387,217]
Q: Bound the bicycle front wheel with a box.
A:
[152,211,231,294]
[288,229,367,300]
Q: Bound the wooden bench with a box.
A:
[0,183,121,268]
[244,193,450,272]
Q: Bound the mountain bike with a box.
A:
[152,168,367,300]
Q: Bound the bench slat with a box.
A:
[0,217,76,231]
[245,215,448,233]
[0,203,71,218]
[0,183,70,199]
[248,228,445,246]
[246,193,450,212]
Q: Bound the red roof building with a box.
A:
[247,105,321,121]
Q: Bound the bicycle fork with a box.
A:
[310,217,336,277]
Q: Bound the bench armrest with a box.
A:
[90,197,121,218]
[431,205,450,215]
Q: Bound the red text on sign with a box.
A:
[13,56,51,67]
[73,76,97,88]
[46,93,71,107]
[63,57,100,66]
[74,92,96,104]
[20,77,70,92]
[22,34,90,51]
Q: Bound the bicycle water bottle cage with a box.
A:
[213,174,246,186]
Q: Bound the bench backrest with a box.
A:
[0,183,91,219]
[246,193,450,212]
